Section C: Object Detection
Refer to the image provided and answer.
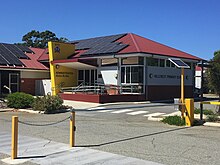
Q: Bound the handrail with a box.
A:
[61,84,144,95]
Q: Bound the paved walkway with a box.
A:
[0,131,163,165]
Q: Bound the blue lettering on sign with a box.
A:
[54,46,60,53]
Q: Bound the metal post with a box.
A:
[181,68,185,119]
[185,99,194,127]
[200,60,204,120]
[11,116,18,159]
[70,111,75,147]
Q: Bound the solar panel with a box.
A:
[2,43,29,59]
[15,45,34,54]
[0,44,24,66]
[71,34,127,53]
[71,34,127,56]
[168,58,190,68]
[0,53,10,65]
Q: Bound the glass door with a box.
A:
[9,73,19,93]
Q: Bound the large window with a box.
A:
[121,66,143,84]
[121,66,144,93]
[78,69,97,86]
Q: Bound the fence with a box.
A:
[10,111,76,159]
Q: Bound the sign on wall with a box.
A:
[147,66,193,86]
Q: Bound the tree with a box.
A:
[18,30,69,48]
[207,50,220,113]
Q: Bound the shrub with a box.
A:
[194,108,214,115]
[161,115,185,126]
[206,114,219,122]
[194,108,200,114]
[32,95,63,114]
[6,92,34,109]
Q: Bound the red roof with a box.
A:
[117,33,200,60]
[20,47,49,70]
[38,48,49,61]
[29,33,201,62]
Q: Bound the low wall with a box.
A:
[59,93,145,103]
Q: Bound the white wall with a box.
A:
[100,66,118,85]
[35,79,52,96]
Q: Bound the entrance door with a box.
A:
[9,73,19,93]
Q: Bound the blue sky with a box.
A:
[0,0,219,60]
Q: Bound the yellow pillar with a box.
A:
[181,68,185,119]
[70,111,75,147]
[185,99,194,126]
[11,116,18,159]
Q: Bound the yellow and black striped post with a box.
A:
[11,116,18,159]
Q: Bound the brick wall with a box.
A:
[20,78,42,95]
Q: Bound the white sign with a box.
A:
[147,66,193,86]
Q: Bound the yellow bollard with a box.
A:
[185,99,194,127]
[11,116,18,159]
[70,111,75,147]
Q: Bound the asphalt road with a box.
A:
[0,102,220,165]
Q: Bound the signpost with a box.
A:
[197,60,211,120]
[169,58,190,119]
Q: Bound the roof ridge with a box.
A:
[37,48,48,61]
[129,33,140,52]
[70,33,127,43]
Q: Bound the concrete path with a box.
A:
[0,131,163,165]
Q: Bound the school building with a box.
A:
[0,43,49,96]
[48,33,201,103]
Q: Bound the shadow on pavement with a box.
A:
[75,127,190,147]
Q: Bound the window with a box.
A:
[166,60,170,67]
[159,59,165,67]
[101,58,118,66]
[166,60,175,68]
[121,66,144,84]
[120,66,144,94]
[9,73,19,93]
[122,57,144,65]
[146,57,159,66]
[78,70,97,85]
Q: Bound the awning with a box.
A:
[52,58,97,70]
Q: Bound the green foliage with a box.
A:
[207,50,220,95]
[161,115,185,126]
[206,114,220,122]
[194,108,214,115]
[17,30,69,48]
[6,92,34,109]
[32,95,63,114]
